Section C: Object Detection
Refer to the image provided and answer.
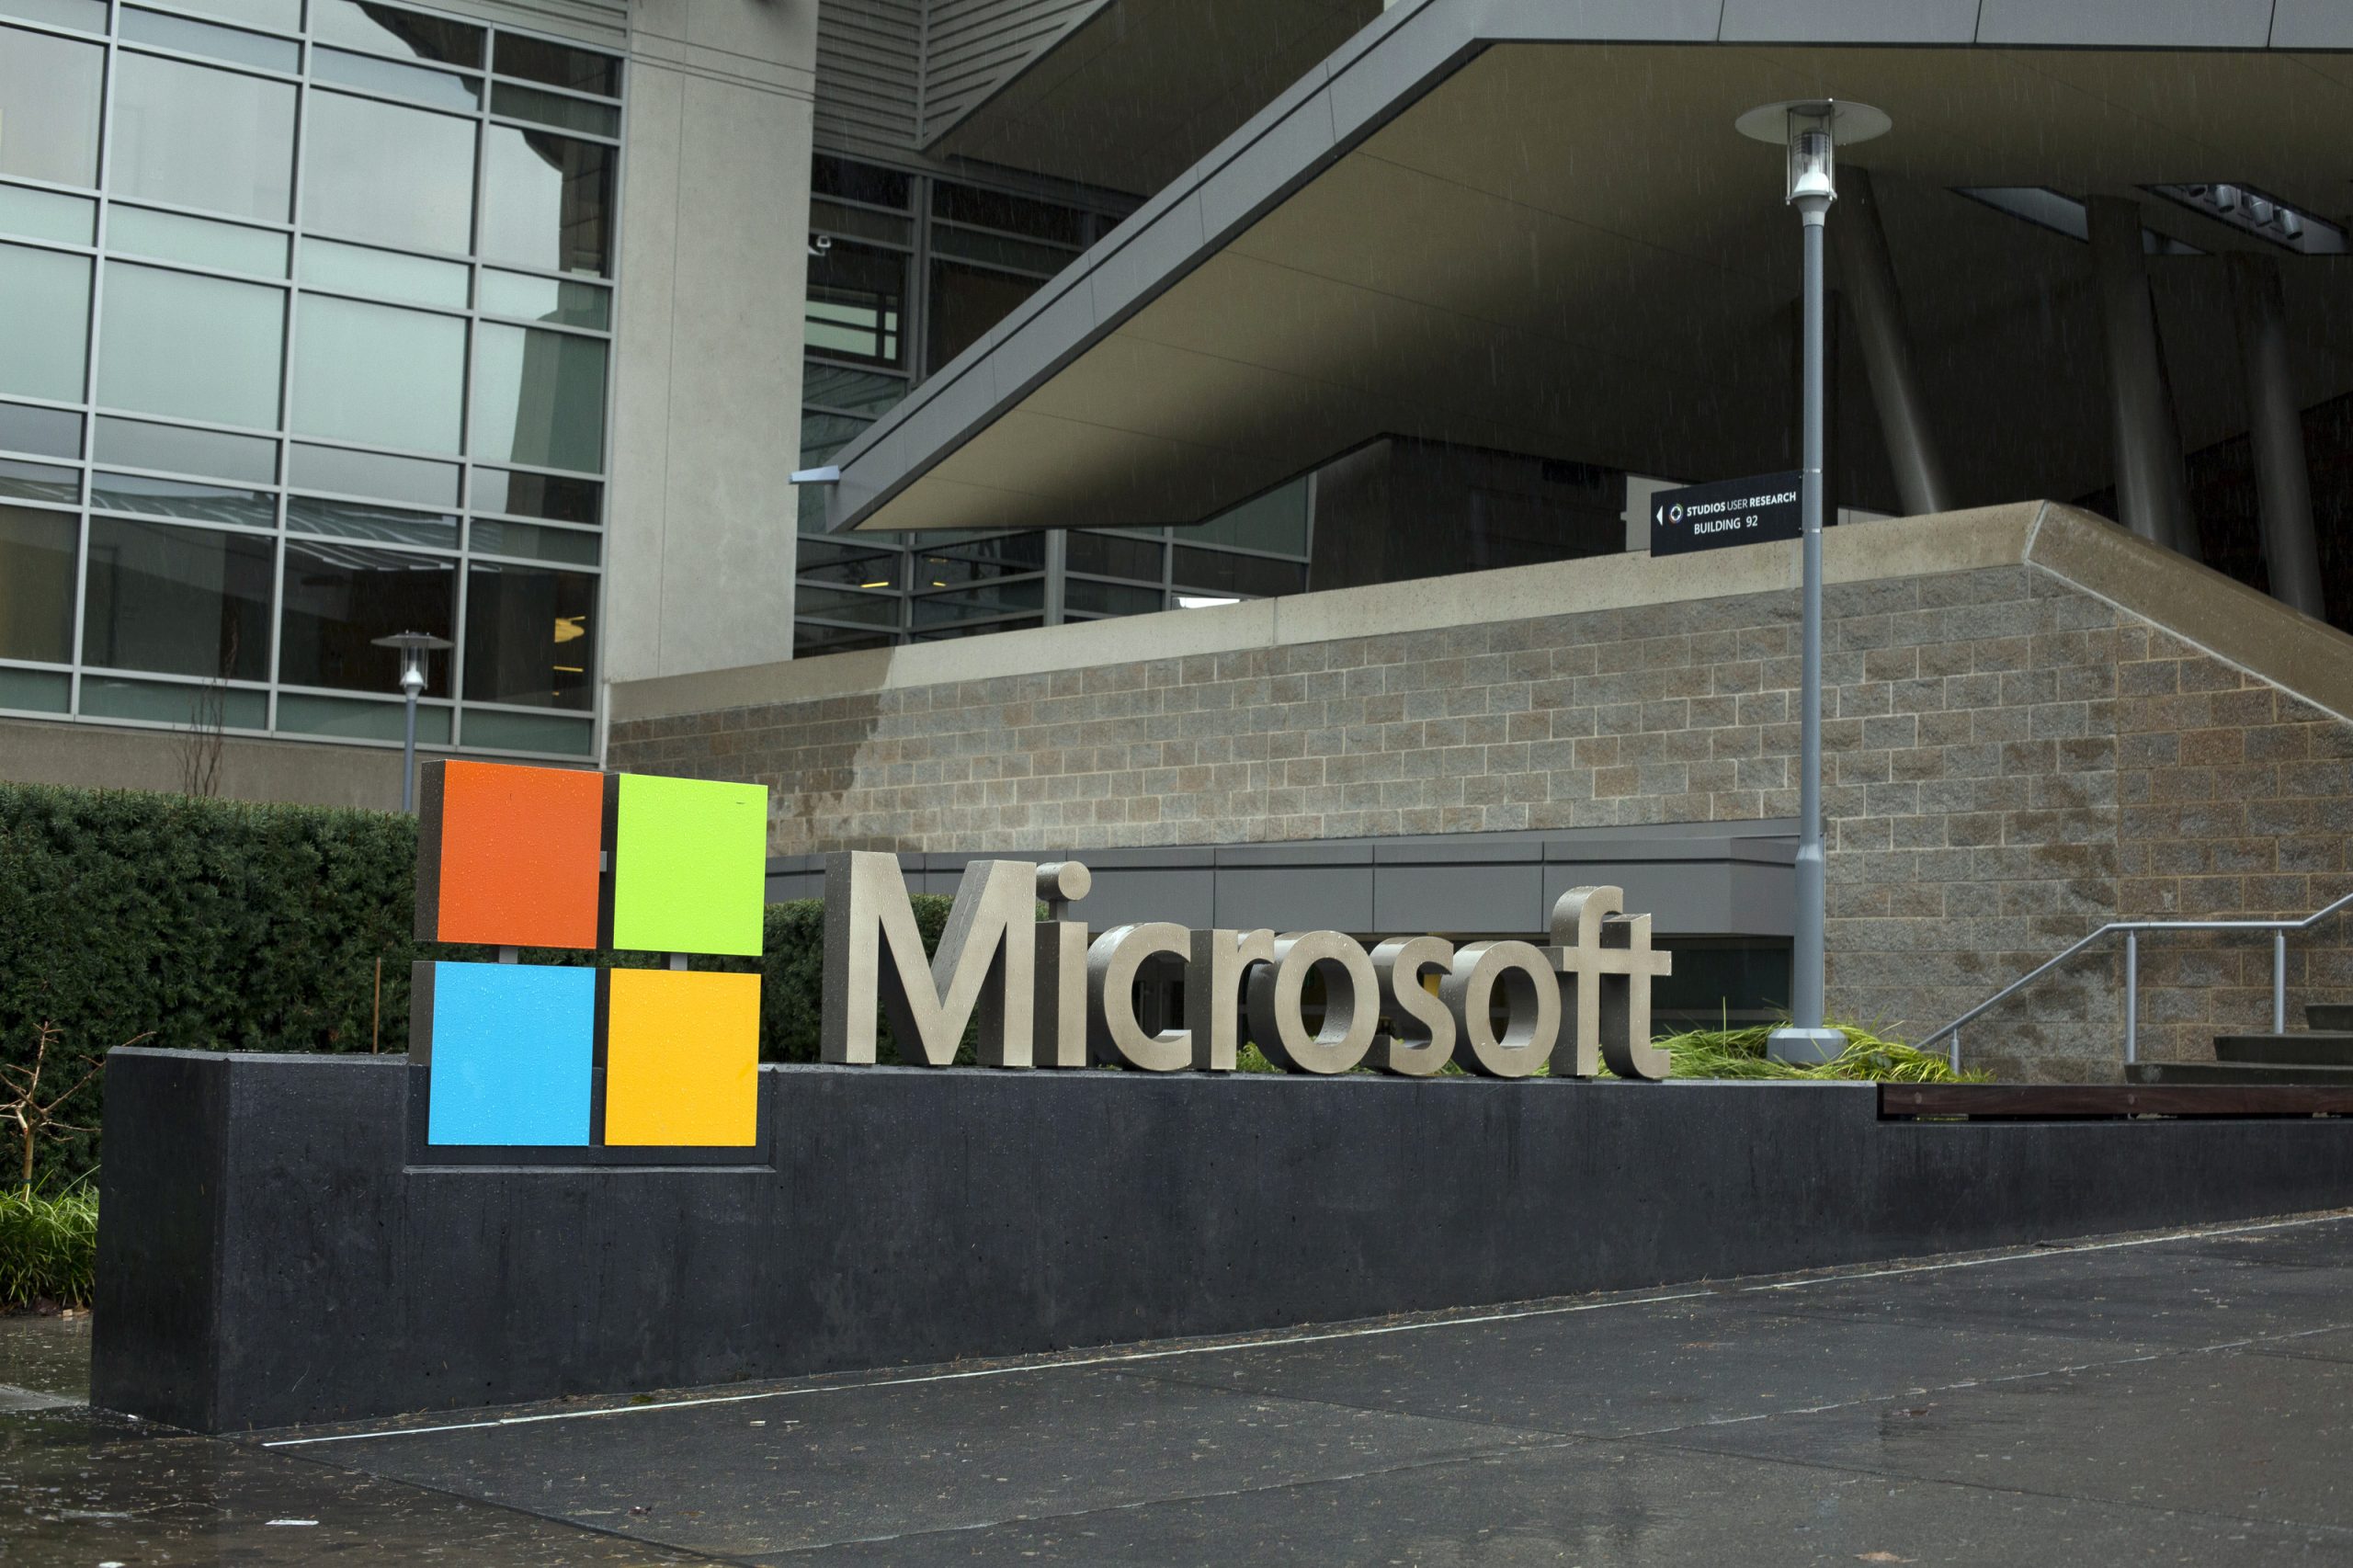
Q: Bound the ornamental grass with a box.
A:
[0,1181,98,1310]
[1235,1021,1988,1082]
[1653,1022,1990,1084]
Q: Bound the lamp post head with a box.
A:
[1735,98,1891,210]
[369,631,453,699]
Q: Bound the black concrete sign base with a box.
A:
[94,1049,2353,1432]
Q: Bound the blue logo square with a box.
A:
[423,961,596,1145]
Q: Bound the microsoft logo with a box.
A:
[410,761,768,1150]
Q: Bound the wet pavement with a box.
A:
[7,1213,2353,1564]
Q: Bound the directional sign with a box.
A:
[1647,472,1802,557]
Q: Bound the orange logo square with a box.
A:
[415,760,605,949]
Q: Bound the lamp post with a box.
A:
[1734,99,1890,1064]
[370,631,453,813]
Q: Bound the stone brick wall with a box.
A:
[611,557,2353,1084]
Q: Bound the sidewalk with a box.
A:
[10,1212,2353,1564]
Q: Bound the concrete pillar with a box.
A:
[1043,528,1069,625]
[2228,254,2326,619]
[1831,167,1951,517]
[2086,197,2198,555]
[605,1,817,684]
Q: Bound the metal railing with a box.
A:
[1920,891,2353,1072]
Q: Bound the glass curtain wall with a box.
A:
[0,0,620,757]
[795,154,1316,656]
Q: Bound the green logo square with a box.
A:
[609,774,768,956]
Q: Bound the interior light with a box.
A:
[1955,187,2203,255]
[552,615,585,644]
[2148,183,2346,255]
[859,580,890,589]
[1176,595,1241,610]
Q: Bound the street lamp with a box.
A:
[1734,98,1890,1064]
[370,631,453,813]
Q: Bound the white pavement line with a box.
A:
[260,1290,1716,1449]
[265,1210,2353,1451]
[1738,1210,2347,1293]
[1615,1343,2278,1442]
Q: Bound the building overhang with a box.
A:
[826,0,2353,536]
[923,0,1381,196]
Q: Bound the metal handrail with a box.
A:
[1921,891,2353,1072]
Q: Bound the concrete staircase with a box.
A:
[2127,1006,2353,1085]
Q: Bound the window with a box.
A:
[0,244,91,403]
[794,621,893,658]
[81,517,272,679]
[931,182,1094,247]
[468,517,595,564]
[917,262,1040,371]
[1170,547,1306,599]
[97,262,285,428]
[287,495,457,548]
[803,363,907,416]
[301,92,477,255]
[1065,578,1163,617]
[801,411,870,465]
[458,708,590,755]
[172,0,300,33]
[813,155,910,210]
[0,505,77,662]
[915,532,1045,587]
[472,324,606,473]
[118,7,299,72]
[292,294,467,454]
[0,458,78,505]
[24,3,624,756]
[0,403,83,460]
[289,443,460,507]
[300,238,468,309]
[795,585,900,628]
[463,562,594,709]
[0,25,105,187]
[491,82,617,138]
[278,540,455,692]
[109,207,288,278]
[492,33,618,97]
[1068,530,1163,582]
[472,467,599,525]
[91,472,275,528]
[910,579,1044,628]
[311,0,483,68]
[0,185,96,245]
[479,269,609,329]
[481,126,613,277]
[108,51,296,222]
[94,417,277,483]
[1187,479,1311,555]
[806,243,905,368]
[796,538,901,590]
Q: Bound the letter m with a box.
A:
[820,852,1036,1067]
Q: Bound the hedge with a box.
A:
[0,781,961,1179]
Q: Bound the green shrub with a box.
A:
[1652,1023,1987,1083]
[1236,1023,1981,1081]
[1,783,425,1177]
[0,782,984,1175]
[757,897,972,1064]
[0,1182,97,1309]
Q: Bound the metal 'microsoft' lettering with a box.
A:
[819,858,1673,1081]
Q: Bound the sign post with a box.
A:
[1646,473,1802,557]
